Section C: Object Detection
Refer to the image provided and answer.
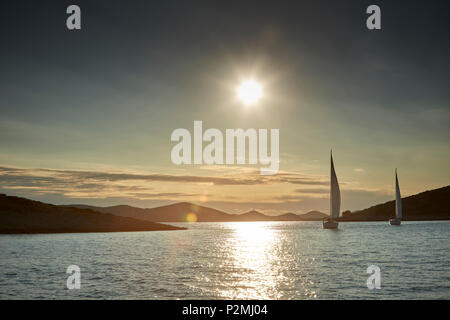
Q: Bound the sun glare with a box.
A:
[237,80,262,105]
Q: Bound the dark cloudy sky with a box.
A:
[0,0,449,214]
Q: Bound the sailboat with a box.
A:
[389,169,402,226]
[323,151,340,229]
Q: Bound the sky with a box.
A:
[0,0,449,214]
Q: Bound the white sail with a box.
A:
[395,169,402,219]
[330,152,341,220]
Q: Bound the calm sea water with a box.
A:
[1,221,449,299]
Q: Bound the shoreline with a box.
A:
[0,228,186,235]
[3,219,449,235]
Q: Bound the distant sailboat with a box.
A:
[323,151,340,229]
[389,169,402,226]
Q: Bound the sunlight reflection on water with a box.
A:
[218,222,282,299]
[0,221,449,299]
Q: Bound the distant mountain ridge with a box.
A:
[68,185,450,222]
[0,194,185,234]
[67,203,328,222]
[339,185,450,221]
[2,185,448,234]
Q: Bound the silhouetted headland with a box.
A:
[338,186,450,221]
[0,194,185,234]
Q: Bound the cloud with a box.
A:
[295,188,328,194]
[0,166,256,186]
[0,164,394,214]
[0,165,327,187]
[0,165,328,202]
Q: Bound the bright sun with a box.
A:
[237,80,262,105]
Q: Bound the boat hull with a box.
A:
[389,218,401,226]
[323,220,339,229]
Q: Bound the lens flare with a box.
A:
[185,212,198,222]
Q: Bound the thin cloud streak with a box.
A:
[0,165,328,186]
[295,188,328,194]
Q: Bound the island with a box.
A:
[0,194,185,234]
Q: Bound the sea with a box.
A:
[1,221,449,299]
